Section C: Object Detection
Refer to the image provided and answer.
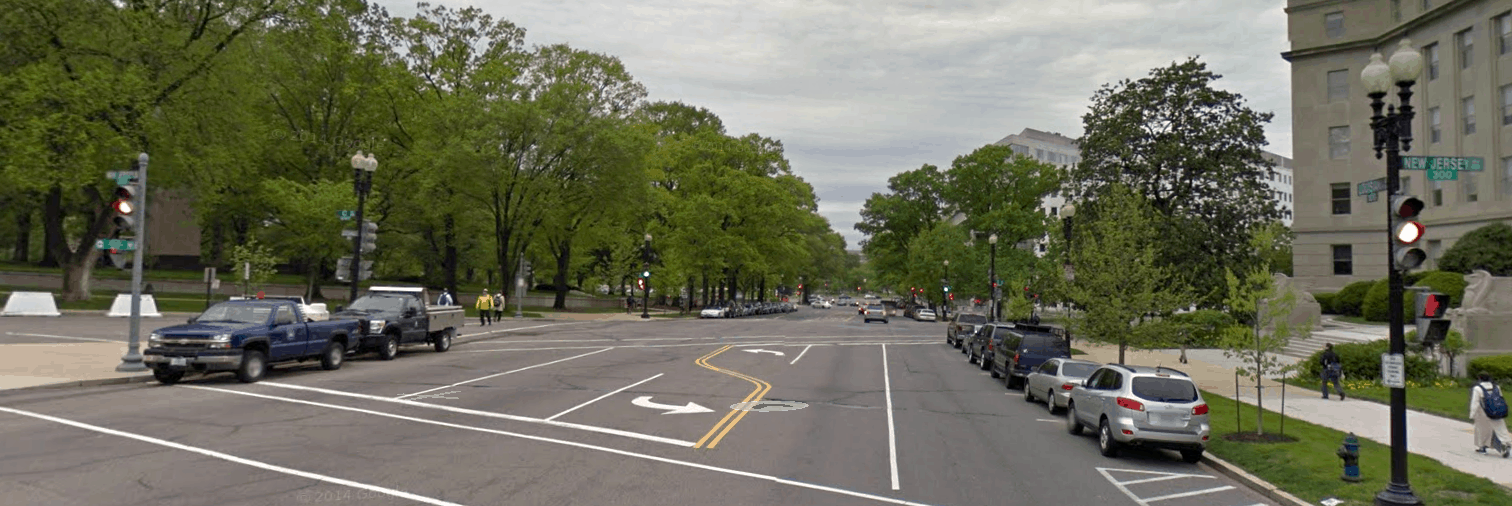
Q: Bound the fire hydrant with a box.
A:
[1337,433,1362,482]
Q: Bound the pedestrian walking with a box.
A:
[476,289,493,326]
[437,290,454,306]
[492,291,505,321]
[1320,343,1345,400]
[1470,372,1512,457]
[626,296,634,314]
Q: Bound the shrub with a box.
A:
[1314,292,1338,314]
[1469,354,1512,380]
[1302,339,1437,382]
[1404,270,1433,285]
[1335,280,1374,317]
[1362,279,1414,322]
[1438,222,1512,276]
[1413,270,1468,307]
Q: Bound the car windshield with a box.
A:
[1132,377,1200,403]
[198,304,272,324]
[957,314,987,325]
[348,295,406,312]
[1061,363,1098,378]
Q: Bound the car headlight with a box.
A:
[211,333,231,342]
[369,320,385,333]
[148,332,162,346]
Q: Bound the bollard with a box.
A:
[1337,433,1362,482]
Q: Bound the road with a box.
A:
[0,307,1276,506]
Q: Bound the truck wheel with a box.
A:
[434,328,454,352]
[236,349,267,383]
[377,333,399,361]
[153,368,184,385]
[320,341,344,370]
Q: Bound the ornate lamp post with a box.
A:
[349,152,377,303]
[1362,39,1425,506]
[641,233,652,319]
[1061,203,1076,320]
[988,233,999,321]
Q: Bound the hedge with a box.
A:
[1301,339,1437,382]
[1335,280,1374,317]
[1413,270,1468,307]
[1362,279,1415,322]
[1314,292,1338,314]
[1469,355,1512,380]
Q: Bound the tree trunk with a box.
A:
[39,187,63,268]
[701,273,708,306]
[686,275,694,312]
[1118,339,1127,365]
[48,185,113,301]
[444,215,459,303]
[304,261,319,301]
[12,207,32,262]
[552,238,570,310]
[759,278,766,302]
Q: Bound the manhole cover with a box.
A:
[730,400,808,412]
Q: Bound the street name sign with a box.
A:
[94,238,136,251]
[1357,177,1387,196]
[1401,155,1484,172]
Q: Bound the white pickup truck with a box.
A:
[229,295,329,321]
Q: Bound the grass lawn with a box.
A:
[1284,377,1472,422]
[1204,393,1508,505]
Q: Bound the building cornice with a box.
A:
[1281,0,1479,62]
[1284,0,1349,16]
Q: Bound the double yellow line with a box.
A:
[693,345,772,449]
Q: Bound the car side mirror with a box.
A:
[1082,379,1091,388]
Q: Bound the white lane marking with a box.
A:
[1096,468,1220,506]
[545,374,663,421]
[0,406,468,506]
[395,347,612,399]
[789,345,813,365]
[1117,474,1212,486]
[460,321,588,338]
[1141,486,1234,503]
[209,383,696,447]
[1035,419,1059,423]
[743,349,785,356]
[882,344,900,491]
[4,332,116,343]
[181,386,935,506]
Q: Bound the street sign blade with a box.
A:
[341,229,359,238]
[1402,155,1484,172]
[1427,168,1458,181]
[1357,177,1387,196]
[1366,192,1380,202]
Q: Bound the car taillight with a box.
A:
[1116,397,1145,412]
[1192,404,1209,415]
[1060,383,1074,390]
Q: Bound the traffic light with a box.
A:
[636,277,646,291]
[944,285,951,293]
[359,220,378,254]
[1389,195,1426,271]
[948,293,954,301]
[111,171,140,239]
[642,270,651,279]
[1414,291,1452,344]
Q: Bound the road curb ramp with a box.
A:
[107,294,162,318]
[2,291,62,317]
[1201,453,1313,506]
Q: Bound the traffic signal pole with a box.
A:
[117,153,149,372]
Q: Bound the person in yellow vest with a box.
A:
[476,289,493,326]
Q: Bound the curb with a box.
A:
[3,374,156,393]
[1201,452,1314,506]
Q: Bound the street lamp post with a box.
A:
[642,233,652,319]
[349,152,377,303]
[1361,39,1425,506]
[1061,203,1076,320]
[989,234,998,322]
[942,260,949,320]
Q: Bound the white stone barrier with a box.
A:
[107,294,161,317]
[2,291,63,317]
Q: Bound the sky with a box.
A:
[376,0,1294,250]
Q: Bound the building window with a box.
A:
[1036,148,1044,160]
[1329,126,1350,159]
[1465,172,1479,202]
[1427,43,1440,80]
[1392,0,1402,22]
[1430,107,1441,142]
[1500,14,1512,55]
[1459,28,1474,69]
[1504,156,1512,196]
[1332,245,1353,275]
[1325,12,1344,39]
[1432,179,1444,205]
[1331,183,1351,214]
[1503,85,1512,125]
[1464,96,1476,134]
[1327,70,1349,102]
[1049,207,1058,216]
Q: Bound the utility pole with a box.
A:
[116,153,149,372]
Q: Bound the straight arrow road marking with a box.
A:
[632,396,715,415]
[743,349,785,356]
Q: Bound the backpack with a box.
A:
[1482,384,1509,419]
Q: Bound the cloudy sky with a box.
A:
[377,0,1294,249]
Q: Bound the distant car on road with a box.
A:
[863,304,889,324]
[913,308,937,322]
[1065,364,1210,463]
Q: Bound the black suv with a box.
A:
[964,324,1013,374]
[992,323,1072,389]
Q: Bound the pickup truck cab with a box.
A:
[332,286,465,360]
[143,299,363,384]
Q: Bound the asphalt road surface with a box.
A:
[0,306,1277,506]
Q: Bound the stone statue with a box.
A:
[1453,269,1495,316]
[1273,273,1318,304]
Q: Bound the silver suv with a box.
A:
[1064,364,1210,463]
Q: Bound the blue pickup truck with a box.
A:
[143,299,364,385]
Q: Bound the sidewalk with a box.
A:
[0,311,629,392]
[1073,341,1512,489]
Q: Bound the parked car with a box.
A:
[700,304,729,318]
[1065,364,1210,463]
[991,323,1073,389]
[913,308,937,322]
[331,286,465,359]
[964,324,1012,372]
[1024,358,1102,413]
[863,304,889,323]
[946,313,989,348]
[144,299,364,384]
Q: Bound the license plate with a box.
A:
[170,357,187,367]
[1150,413,1185,427]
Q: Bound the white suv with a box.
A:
[1065,364,1210,463]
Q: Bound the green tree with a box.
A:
[1438,222,1512,276]
[856,164,947,289]
[1062,184,1191,364]
[228,237,280,295]
[1072,57,1280,308]
[1220,226,1316,435]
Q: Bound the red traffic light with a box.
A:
[112,199,134,215]
[1394,221,1425,244]
[1393,195,1424,218]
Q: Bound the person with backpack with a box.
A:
[1320,343,1345,400]
[492,291,505,321]
[1470,372,1512,457]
